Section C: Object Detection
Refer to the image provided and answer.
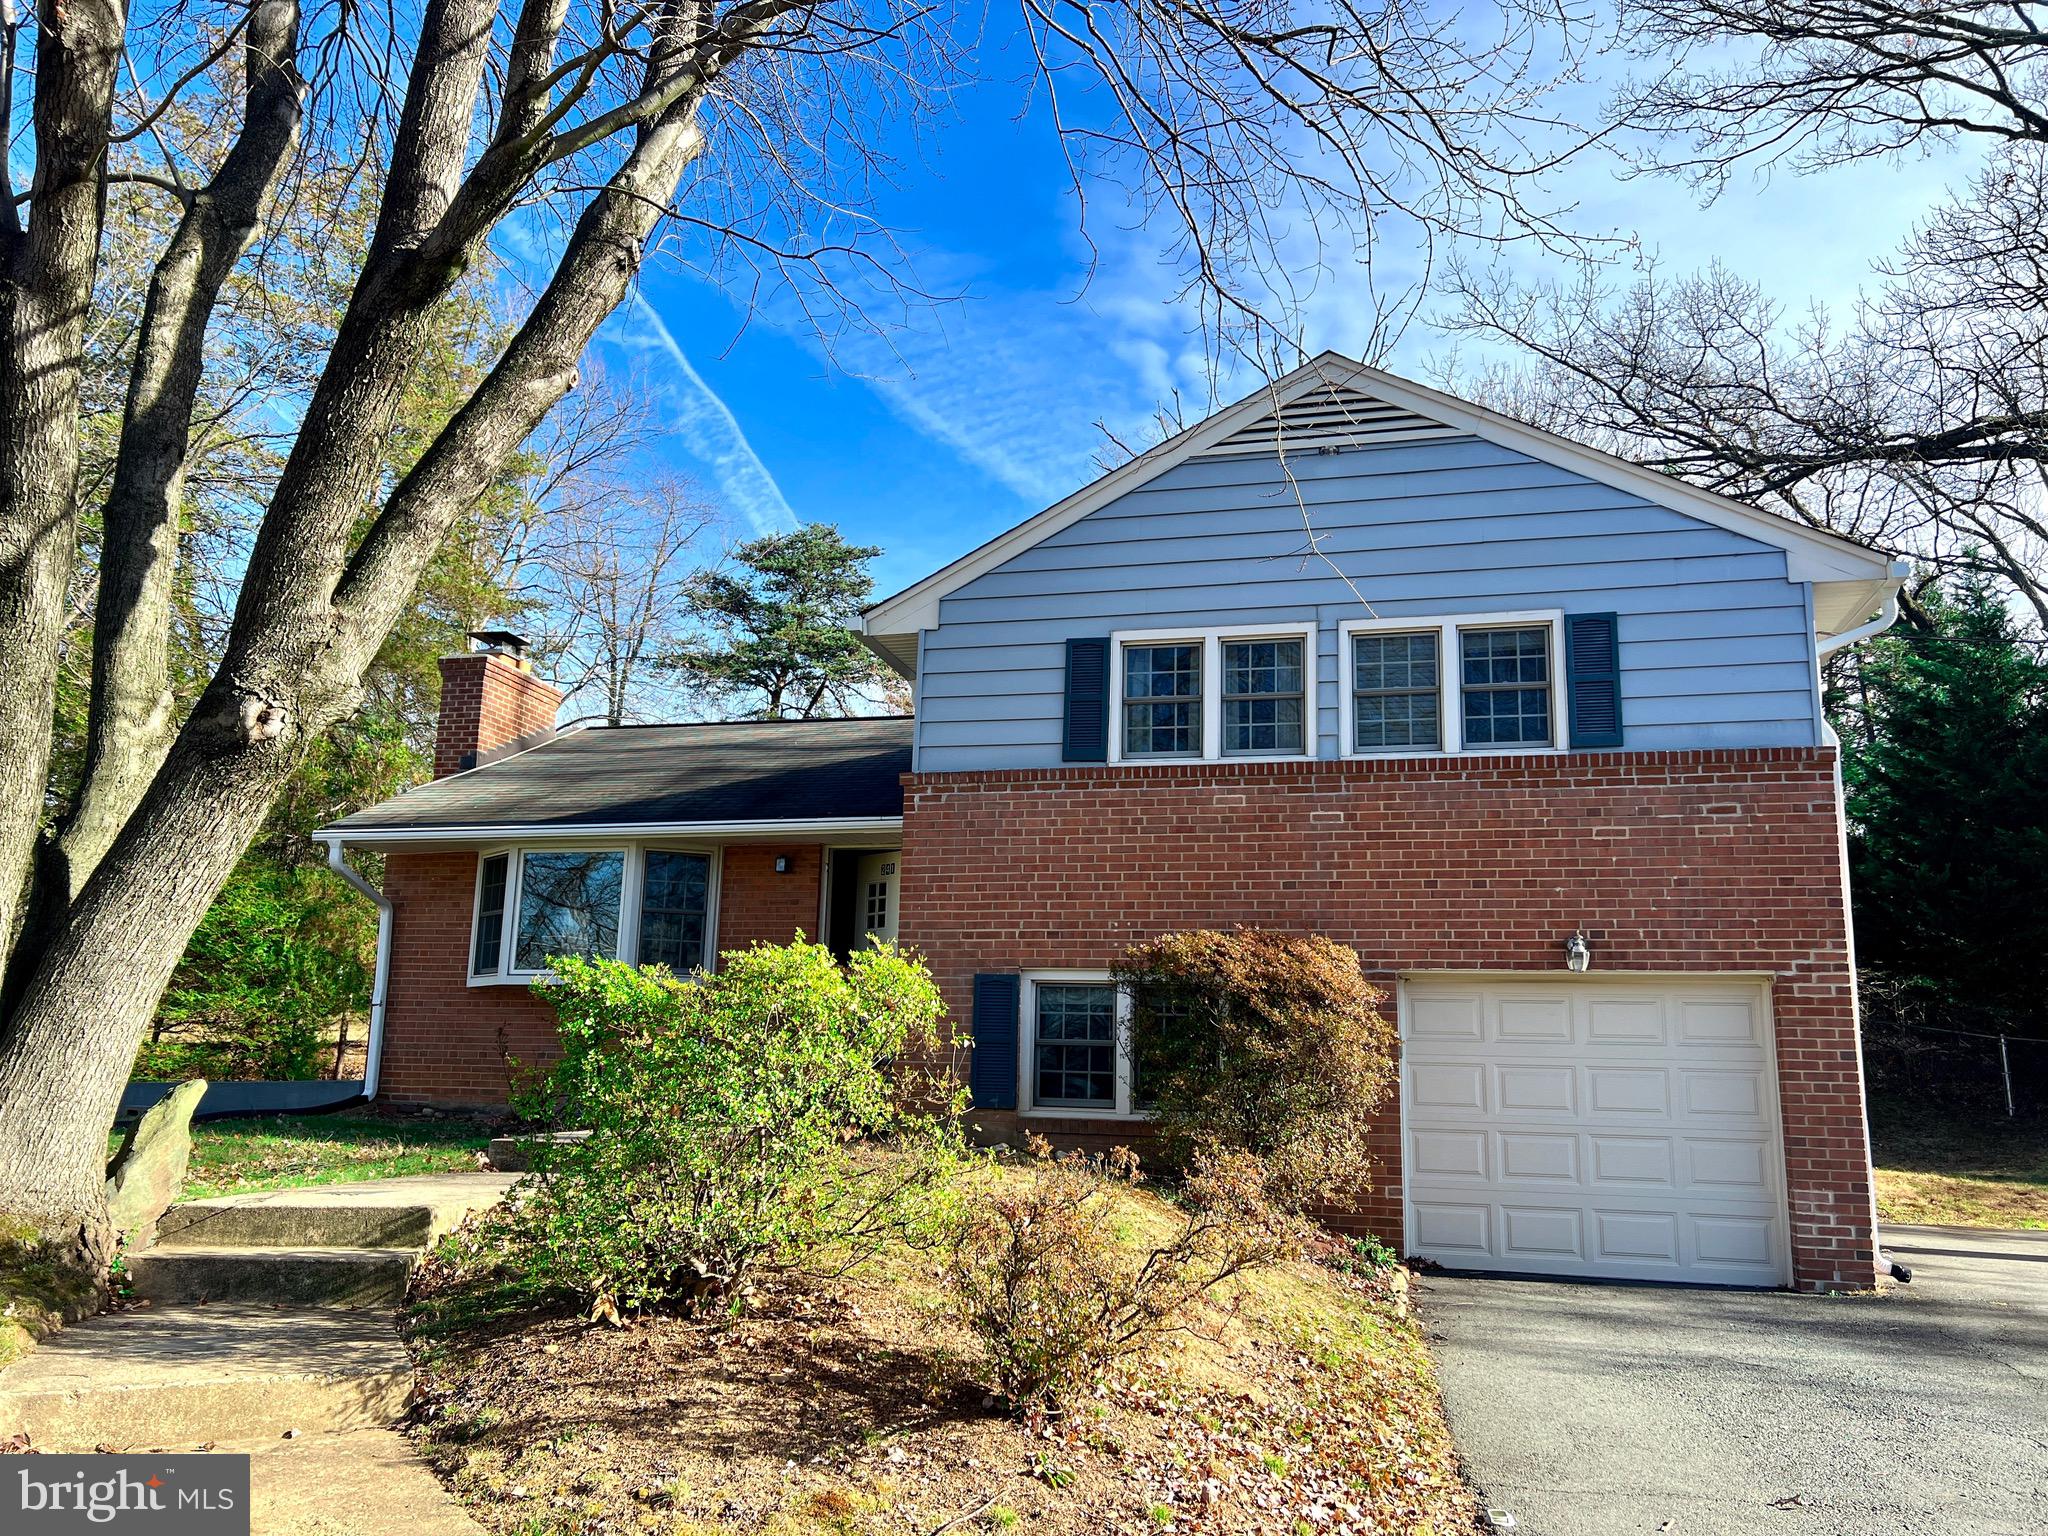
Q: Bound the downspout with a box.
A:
[1814,586,1909,1282]
[324,836,392,1102]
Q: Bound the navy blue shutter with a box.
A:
[1565,612,1623,748]
[1062,638,1111,762]
[970,973,1021,1109]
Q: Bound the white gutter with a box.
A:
[1817,590,1901,657]
[312,815,905,845]
[323,837,392,1102]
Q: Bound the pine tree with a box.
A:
[1841,577,2048,1015]
[666,524,888,719]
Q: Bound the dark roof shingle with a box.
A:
[320,716,912,837]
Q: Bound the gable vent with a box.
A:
[1194,381,1470,459]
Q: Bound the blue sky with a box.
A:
[582,49,1967,603]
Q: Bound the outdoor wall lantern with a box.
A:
[1564,930,1592,973]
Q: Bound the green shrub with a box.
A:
[1113,930,1396,1212]
[138,862,374,1080]
[506,940,972,1318]
[947,1138,1303,1413]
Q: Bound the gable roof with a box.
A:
[860,353,1901,672]
[318,716,912,842]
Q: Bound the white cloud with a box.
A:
[607,294,798,536]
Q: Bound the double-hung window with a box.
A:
[1021,973,1142,1116]
[1111,624,1317,763]
[1221,638,1306,755]
[1339,612,1562,757]
[1459,626,1552,746]
[1122,643,1202,757]
[470,845,718,983]
[1350,630,1441,751]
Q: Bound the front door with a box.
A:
[853,851,899,945]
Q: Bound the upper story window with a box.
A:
[1122,643,1202,757]
[1351,631,1441,751]
[1340,612,1564,758]
[1221,639,1305,755]
[1110,624,1317,764]
[1459,626,1553,747]
[471,845,718,984]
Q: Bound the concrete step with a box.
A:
[484,1130,587,1172]
[0,1305,413,1450]
[127,1247,419,1308]
[156,1173,520,1251]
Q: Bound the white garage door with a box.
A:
[1402,976,1789,1286]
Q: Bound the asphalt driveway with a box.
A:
[1420,1227,2048,1536]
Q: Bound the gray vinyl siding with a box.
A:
[914,437,1823,769]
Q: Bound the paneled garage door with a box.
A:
[1402,976,1789,1286]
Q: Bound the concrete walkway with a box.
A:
[0,1173,516,1534]
[1421,1226,2048,1536]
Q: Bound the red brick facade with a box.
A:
[434,653,563,779]
[377,844,829,1106]
[717,845,826,949]
[896,748,1879,1293]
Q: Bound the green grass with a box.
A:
[110,1111,496,1200]
[1870,1097,2048,1231]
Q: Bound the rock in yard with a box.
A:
[106,1079,208,1248]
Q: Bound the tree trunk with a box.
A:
[0,71,709,1264]
[0,681,312,1261]
[0,0,124,970]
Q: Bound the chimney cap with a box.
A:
[466,629,530,658]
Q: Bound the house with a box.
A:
[318,353,1906,1293]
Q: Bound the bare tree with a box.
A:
[1441,2,2048,620]
[540,477,720,724]
[0,0,1599,1282]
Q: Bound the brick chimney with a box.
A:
[434,632,563,778]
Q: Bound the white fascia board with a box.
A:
[315,816,904,847]
[859,353,1897,637]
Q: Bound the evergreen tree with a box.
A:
[1841,576,2048,1015]
[666,524,889,719]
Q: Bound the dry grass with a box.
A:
[404,1171,1476,1536]
[1870,1098,2048,1231]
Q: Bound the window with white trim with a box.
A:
[1221,638,1306,754]
[1019,974,1144,1117]
[1122,643,1202,757]
[1350,630,1440,751]
[513,850,624,971]
[1111,624,1317,763]
[1458,625,1552,746]
[470,844,719,983]
[637,850,713,971]
[1339,611,1563,757]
